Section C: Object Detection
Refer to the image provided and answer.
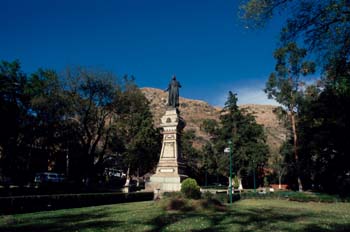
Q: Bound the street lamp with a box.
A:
[224,140,233,204]
[204,154,208,187]
[252,159,256,193]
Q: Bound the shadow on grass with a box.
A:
[0,207,122,232]
[146,204,350,232]
[302,223,350,232]
[1,201,350,232]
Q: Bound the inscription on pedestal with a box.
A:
[159,168,175,173]
[162,142,175,158]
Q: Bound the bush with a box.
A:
[233,176,239,189]
[163,191,183,199]
[181,178,200,199]
[200,198,226,211]
[201,191,214,200]
[166,197,193,211]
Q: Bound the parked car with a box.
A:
[34,172,65,184]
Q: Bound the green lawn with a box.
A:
[1,199,350,232]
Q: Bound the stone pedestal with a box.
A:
[146,108,187,193]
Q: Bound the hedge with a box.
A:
[0,191,154,215]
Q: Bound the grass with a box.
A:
[238,190,348,203]
[1,199,350,231]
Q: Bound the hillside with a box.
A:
[141,87,286,153]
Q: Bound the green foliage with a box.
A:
[200,119,219,137]
[242,1,350,195]
[265,42,315,109]
[233,176,239,189]
[200,142,220,180]
[181,178,201,199]
[113,78,161,177]
[0,60,32,182]
[264,176,269,187]
[265,43,315,191]
[241,0,350,70]
[201,191,214,200]
[199,92,269,188]
[162,191,184,199]
[298,81,350,194]
[181,129,201,178]
[0,61,160,185]
[218,92,269,179]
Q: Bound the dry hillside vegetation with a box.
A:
[141,88,286,154]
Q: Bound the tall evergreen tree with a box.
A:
[265,42,315,191]
[201,91,269,187]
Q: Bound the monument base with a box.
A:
[146,173,187,193]
[146,107,187,195]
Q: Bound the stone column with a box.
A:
[146,108,187,193]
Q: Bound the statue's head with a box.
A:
[172,75,176,80]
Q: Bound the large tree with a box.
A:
[0,60,30,182]
[113,77,161,181]
[241,0,350,68]
[0,61,161,186]
[265,42,315,191]
[62,67,121,180]
[241,0,350,195]
[201,92,269,188]
[298,83,350,194]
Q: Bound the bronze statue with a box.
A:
[165,75,181,108]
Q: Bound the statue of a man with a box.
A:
[165,75,181,108]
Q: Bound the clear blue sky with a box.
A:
[1,0,284,106]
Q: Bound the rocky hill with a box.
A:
[141,87,286,153]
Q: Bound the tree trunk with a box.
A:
[228,176,232,189]
[238,177,243,192]
[290,112,303,192]
[125,165,131,186]
[278,175,282,190]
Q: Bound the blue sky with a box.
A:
[1,0,284,106]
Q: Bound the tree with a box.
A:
[241,0,350,71]
[62,67,121,180]
[200,119,219,138]
[221,92,268,177]
[265,42,315,191]
[0,62,161,187]
[180,129,201,181]
[298,82,350,194]
[203,92,269,188]
[26,69,70,172]
[272,142,290,189]
[241,1,350,194]
[113,77,161,182]
[0,61,24,180]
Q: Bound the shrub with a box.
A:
[233,176,239,189]
[181,178,200,199]
[163,191,183,199]
[166,197,193,211]
[200,198,226,211]
[264,176,269,187]
[201,191,214,200]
